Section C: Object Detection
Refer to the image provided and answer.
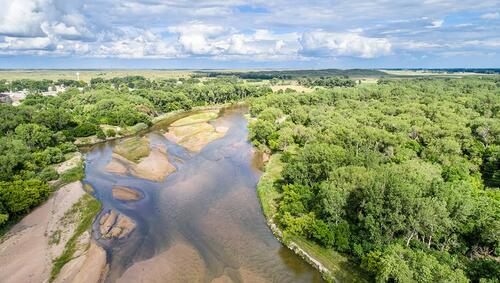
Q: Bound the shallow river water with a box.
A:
[84,106,323,282]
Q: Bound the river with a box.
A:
[83,106,323,282]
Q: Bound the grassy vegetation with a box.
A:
[59,162,85,184]
[113,137,150,162]
[50,194,101,282]
[256,153,283,219]
[170,111,219,126]
[290,236,370,282]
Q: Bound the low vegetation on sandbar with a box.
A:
[170,111,219,126]
[106,144,176,182]
[165,110,228,152]
[113,137,150,163]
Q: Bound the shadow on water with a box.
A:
[84,105,324,282]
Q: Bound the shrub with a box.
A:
[96,128,106,140]
[105,129,116,137]
[73,123,98,137]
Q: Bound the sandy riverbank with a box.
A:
[112,186,142,201]
[116,241,206,283]
[164,110,229,152]
[0,182,107,283]
[105,144,175,182]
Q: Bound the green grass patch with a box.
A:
[113,137,150,162]
[48,229,62,245]
[256,153,283,219]
[59,162,84,184]
[50,194,101,282]
[290,235,370,283]
[171,111,218,127]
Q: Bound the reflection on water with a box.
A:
[84,106,323,282]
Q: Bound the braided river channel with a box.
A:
[83,106,323,282]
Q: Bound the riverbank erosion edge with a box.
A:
[0,181,106,283]
[255,153,369,283]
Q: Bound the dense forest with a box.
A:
[249,77,500,282]
[0,76,270,230]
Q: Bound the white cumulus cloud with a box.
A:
[480,12,499,19]
[299,31,392,58]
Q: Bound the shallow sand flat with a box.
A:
[117,242,206,283]
[105,145,175,182]
[0,182,85,283]
[54,240,108,283]
[99,210,136,239]
[165,122,227,152]
[112,186,142,201]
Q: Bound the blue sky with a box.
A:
[0,0,499,69]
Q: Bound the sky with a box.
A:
[0,0,499,69]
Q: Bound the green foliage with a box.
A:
[0,180,50,217]
[250,77,500,282]
[50,194,101,281]
[96,128,106,140]
[298,77,356,88]
[72,123,98,137]
[59,163,85,184]
[15,123,53,150]
[105,128,116,137]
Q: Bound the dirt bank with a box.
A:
[54,240,108,283]
[0,182,96,283]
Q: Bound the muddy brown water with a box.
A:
[84,106,323,282]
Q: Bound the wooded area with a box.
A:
[249,77,499,282]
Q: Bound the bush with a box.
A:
[0,179,50,215]
[39,167,59,182]
[96,128,106,140]
[105,129,116,137]
[57,142,77,154]
[73,123,98,137]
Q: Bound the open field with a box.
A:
[0,70,194,82]
[381,69,494,77]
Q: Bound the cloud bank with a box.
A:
[0,0,499,67]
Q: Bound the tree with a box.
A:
[15,123,53,150]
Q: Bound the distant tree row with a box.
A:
[297,76,356,88]
[0,79,86,93]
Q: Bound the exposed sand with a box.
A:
[0,182,86,283]
[56,152,83,174]
[164,119,228,152]
[105,144,175,182]
[117,241,206,283]
[112,186,142,201]
[99,210,136,239]
[54,240,108,283]
[271,84,315,93]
